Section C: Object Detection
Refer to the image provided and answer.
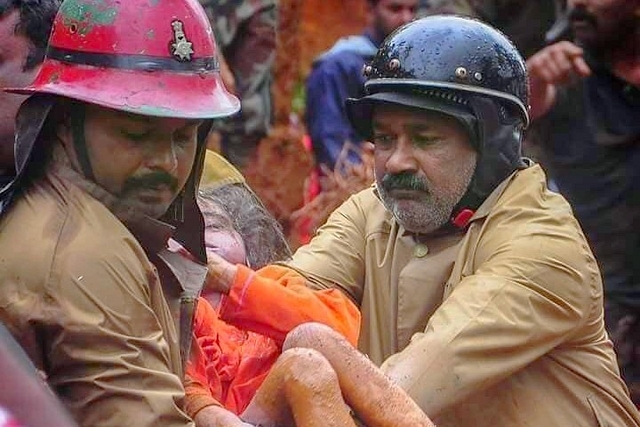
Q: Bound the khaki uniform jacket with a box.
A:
[290,165,640,426]
[0,156,199,427]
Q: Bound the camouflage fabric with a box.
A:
[418,0,562,58]
[199,0,277,168]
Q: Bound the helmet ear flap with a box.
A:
[345,97,375,140]
[465,96,526,199]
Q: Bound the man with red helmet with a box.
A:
[0,0,239,426]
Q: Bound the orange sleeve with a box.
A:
[184,299,223,419]
[218,265,361,346]
[183,374,222,419]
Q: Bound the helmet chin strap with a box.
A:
[70,106,95,181]
[449,96,527,229]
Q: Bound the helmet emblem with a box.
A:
[170,20,194,61]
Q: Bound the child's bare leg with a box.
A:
[283,323,435,427]
[241,347,358,427]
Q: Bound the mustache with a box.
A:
[121,171,179,194]
[381,172,428,192]
[568,6,597,27]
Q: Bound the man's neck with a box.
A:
[609,30,640,85]
[365,26,385,48]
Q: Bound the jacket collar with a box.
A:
[466,161,528,223]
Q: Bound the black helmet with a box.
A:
[346,15,530,223]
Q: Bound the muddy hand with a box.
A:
[526,41,591,119]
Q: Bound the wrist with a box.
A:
[194,405,244,427]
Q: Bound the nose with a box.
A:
[146,138,178,173]
[385,138,418,175]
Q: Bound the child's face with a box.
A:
[204,227,248,266]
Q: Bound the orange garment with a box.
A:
[185,264,360,417]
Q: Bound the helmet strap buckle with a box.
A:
[451,208,474,229]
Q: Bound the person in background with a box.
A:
[526,0,640,404]
[304,0,417,171]
[0,0,60,182]
[198,0,277,169]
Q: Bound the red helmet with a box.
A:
[7,0,239,119]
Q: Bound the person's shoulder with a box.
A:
[500,164,572,209]
[312,35,376,69]
[0,180,145,311]
[484,164,577,229]
[472,164,602,310]
[481,164,596,263]
[1,178,148,283]
[0,180,70,282]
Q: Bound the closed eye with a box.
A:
[121,129,152,142]
[413,134,441,147]
[373,133,395,148]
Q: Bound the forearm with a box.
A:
[184,374,223,421]
[218,265,360,345]
[194,405,249,427]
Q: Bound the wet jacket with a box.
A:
[0,146,202,427]
[184,264,361,417]
[288,164,640,426]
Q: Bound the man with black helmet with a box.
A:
[205,15,640,425]
[0,0,240,426]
